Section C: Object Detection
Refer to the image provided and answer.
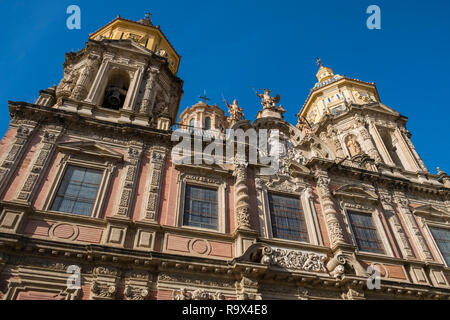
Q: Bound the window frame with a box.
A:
[175,173,227,234]
[343,206,394,257]
[44,156,114,219]
[266,191,310,243]
[423,221,450,268]
[427,225,450,267]
[259,186,323,246]
[50,165,104,217]
[347,209,385,255]
[182,183,219,231]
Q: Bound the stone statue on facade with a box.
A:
[345,135,362,157]
[56,66,79,102]
[224,98,245,123]
[255,89,280,110]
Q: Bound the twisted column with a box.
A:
[315,171,346,248]
[234,163,251,230]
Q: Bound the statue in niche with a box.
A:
[345,135,362,157]
[224,98,245,123]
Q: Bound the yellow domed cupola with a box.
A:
[316,66,334,83]
[89,13,181,74]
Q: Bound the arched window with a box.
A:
[204,117,211,130]
[189,118,195,134]
[102,69,130,110]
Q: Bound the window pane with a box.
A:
[183,184,218,230]
[429,227,450,266]
[204,117,211,130]
[348,210,385,254]
[51,165,103,216]
[268,193,308,242]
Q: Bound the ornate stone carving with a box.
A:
[173,288,225,300]
[140,67,159,115]
[123,285,149,300]
[157,273,233,288]
[71,55,101,101]
[315,172,346,247]
[271,249,327,272]
[224,98,245,127]
[394,196,434,261]
[345,135,362,157]
[379,192,415,259]
[16,128,63,202]
[116,147,142,217]
[144,150,166,220]
[91,280,117,299]
[258,246,327,272]
[0,124,36,195]
[234,163,251,230]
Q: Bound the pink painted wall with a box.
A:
[3,131,42,201]
[131,153,151,222]
[0,127,17,158]
[160,158,177,227]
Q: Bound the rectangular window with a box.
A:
[51,165,103,216]
[183,184,218,230]
[429,227,450,266]
[348,210,385,254]
[268,193,308,242]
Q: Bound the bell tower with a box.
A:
[36,14,184,131]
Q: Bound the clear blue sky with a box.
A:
[1,1,449,174]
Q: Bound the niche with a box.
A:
[378,128,404,169]
[101,69,130,110]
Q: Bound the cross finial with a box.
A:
[199,90,210,104]
[144,12,152,21]
[316,57,323,67]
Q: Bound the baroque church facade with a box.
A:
[0,15,449,300]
